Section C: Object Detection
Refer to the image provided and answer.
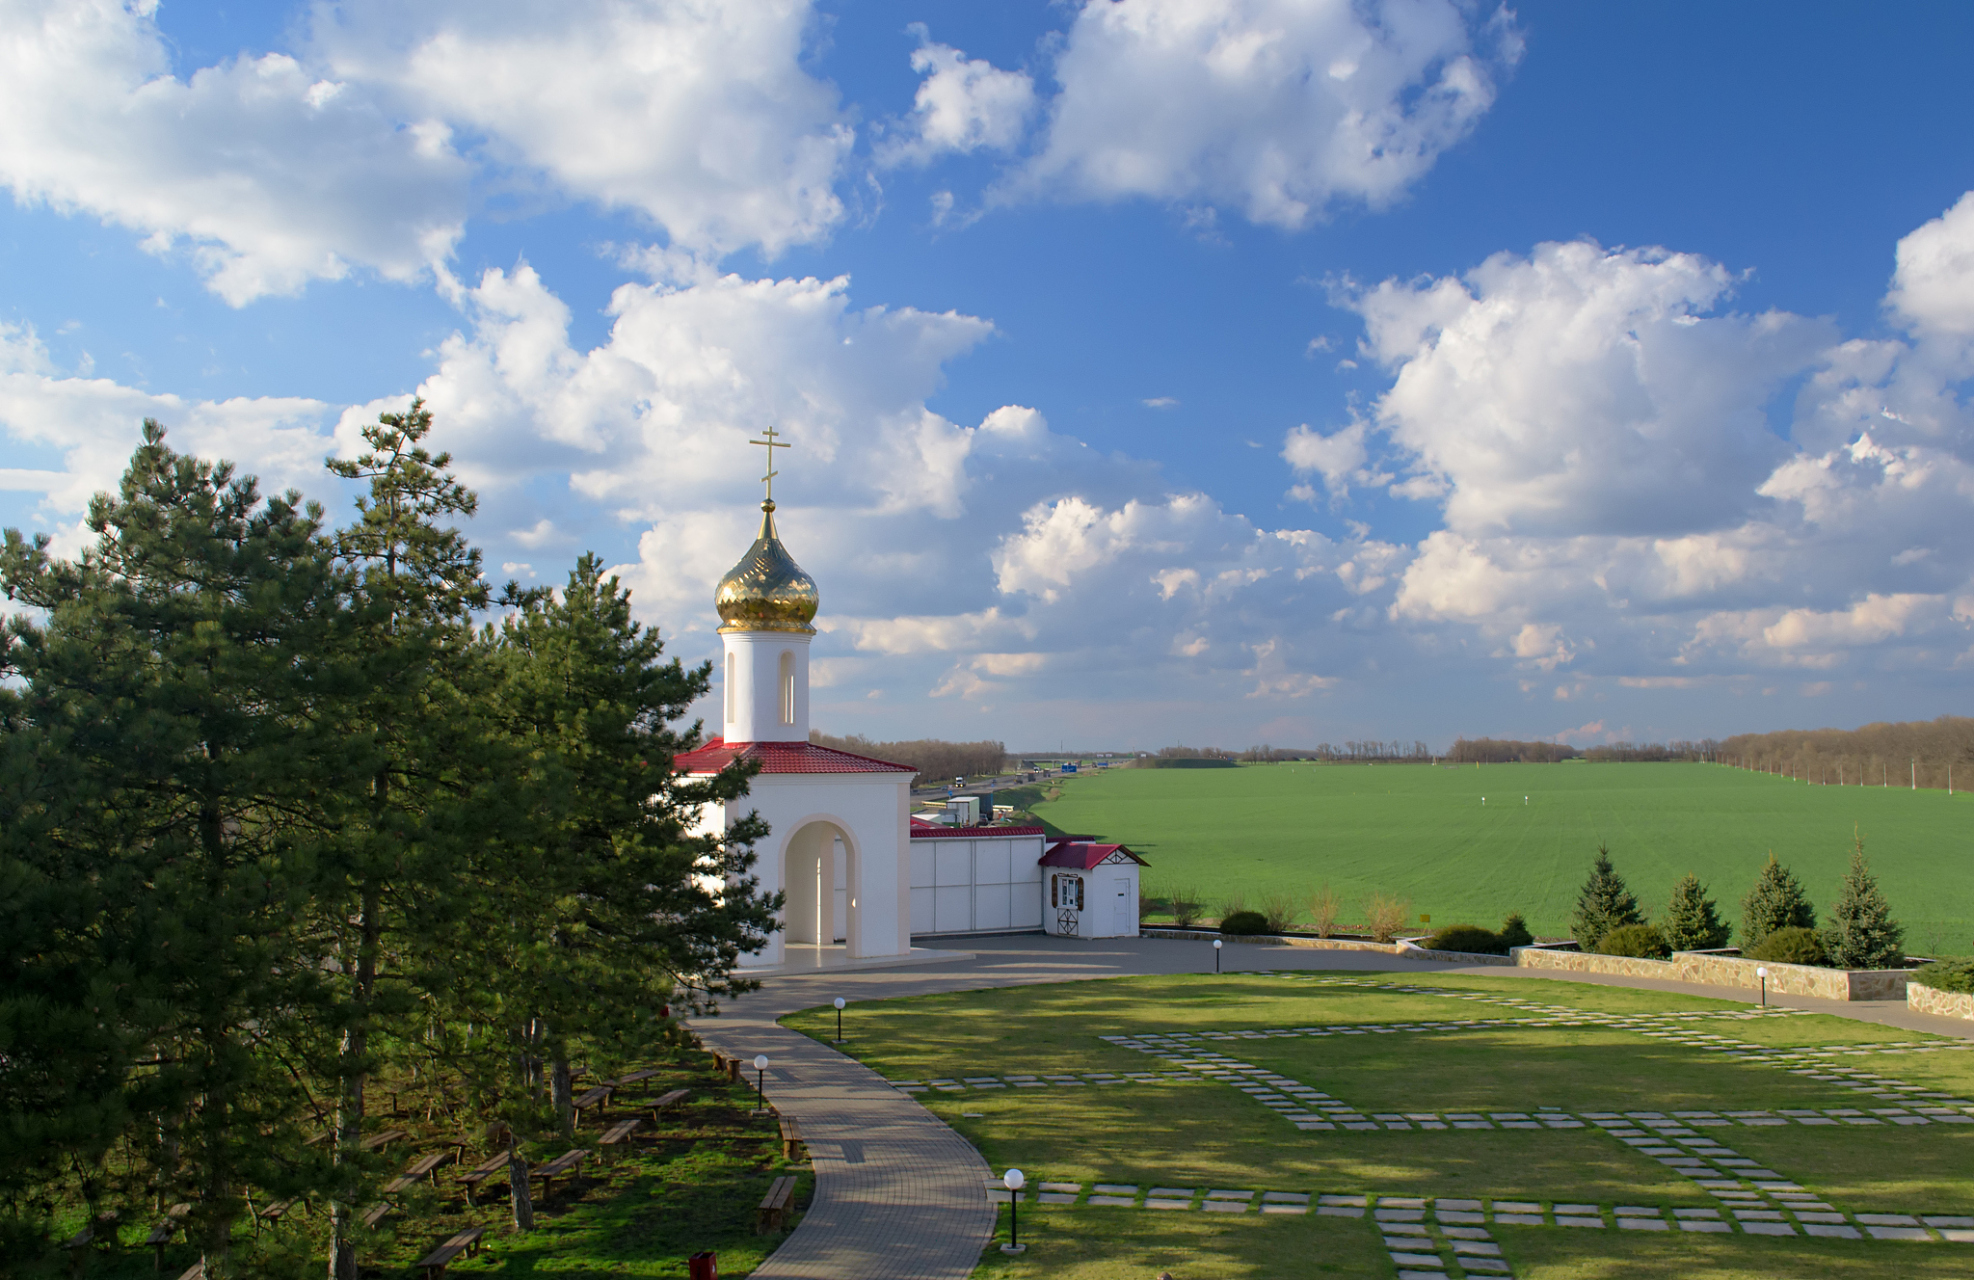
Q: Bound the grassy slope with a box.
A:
[1026,761,1974,941]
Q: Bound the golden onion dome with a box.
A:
[715,500,818,634]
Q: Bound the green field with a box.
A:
[1022,762,1974,945]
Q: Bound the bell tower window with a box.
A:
[779,650,796,726]
[725,652,735,725]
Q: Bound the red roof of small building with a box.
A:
[1040,840,1148,869]
[674,737,915,775]
[909,825,1046,839]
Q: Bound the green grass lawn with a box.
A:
[786,972,1974,1276]
[1018,760,1974,942]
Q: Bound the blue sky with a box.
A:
[4,1,1973,751]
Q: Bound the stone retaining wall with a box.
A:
[1138,929,1514,964]
[1908,980,1974,1022]
[1511,945,1909,1001]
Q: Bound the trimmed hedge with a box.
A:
[1913,958,1974,994]
[1218,909,1271,935]
[1425,924,1508,955]
[1745,925,1828,967]
[1597,922,1670,959]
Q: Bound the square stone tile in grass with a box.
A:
[925,1085,1694,1208]
[1720,1123,1974,1215]
[1491,1222,1974,1279]
[1220,1025,1877,1117]
[970,1198,1387,1280]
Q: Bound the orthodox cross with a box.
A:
[749,425,791,503]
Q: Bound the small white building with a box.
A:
[1039,841,1147,939]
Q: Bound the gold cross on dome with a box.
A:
[748,425,791,503]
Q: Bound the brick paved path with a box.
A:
[694,992,994,1280]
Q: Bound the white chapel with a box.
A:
[674,482,918,971]
[676,437,1145,968]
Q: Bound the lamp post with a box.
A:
[753,1055,769,1113]
[1756,967,1768,1009]
[1213,938,1223,974]
[833,996,847,1044]
[1001,1169,1026,1254]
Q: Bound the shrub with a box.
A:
[1258,892,1297,934]
[1746,925,1827,967]
[1307,883,1341,939]
[1364,892,1411,944]
[1571,845,1643,951]
[1425,924,1508,955]
[1597,923,1671,959]
[1498,913,1534,950]
[1219,909,1271,936]
[1663,873,1732,951]
[1823,831,1905,969]
[1913,958,1974,995]
[1168,886,1204,929]
[1741,853,1816,950]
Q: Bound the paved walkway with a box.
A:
[693,934,1974,1277]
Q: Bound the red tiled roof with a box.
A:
[909,825,1046,839]
[675,738,915,775]
[1040,840,1147,869]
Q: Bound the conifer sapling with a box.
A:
[1663,874,1731,952]
[1570,845,1643,951]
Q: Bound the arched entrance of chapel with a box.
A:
[779,816,861,955]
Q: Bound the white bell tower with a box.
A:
[714,426,819,745]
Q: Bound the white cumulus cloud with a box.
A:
[877,29,1036,167]
[1016,0,1519,226]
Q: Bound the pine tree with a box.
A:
[474,554,781,1134]
[1570,845,1643,951]
[1741,853,1816,950]
[1662,874,1731,951]
[1824,830,1905,969]
[1,424,352,1274]
[318,399,498,1280]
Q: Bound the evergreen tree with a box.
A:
[318,399,499,1279]
[476,554,779,1134]
[1662,874,1731,951]
[1824,831,1905,969]
[1570,844,1642,950]
[1,425,351,1274]
[1741,853,1816,950]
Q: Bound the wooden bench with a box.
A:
[174,1263,205,1280]
[458,1150,514,1205]
[360,1202,393,1229]
[778,1116,804,1161]
[360,1127,410,1152]
[613,1067,663,1091]
[383,1149,458,1195]
[414,1226,485,1277]
[649,1087,689,1121]
[257,1198,299,1227]
[63,1210,116,1253]
[757,1176,797,1233]
[598,1117,642,1161]
[531,1149,588,1200]
[571,1084,614,1127]
[147,1203,190,1265]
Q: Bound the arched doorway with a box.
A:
[778,817,860,965]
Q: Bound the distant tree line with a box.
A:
[1223,741,1433,762]
[808,731,1008,780]
[1717,716,1974,790]
[0,409,776,1277]
[1447,737,1722,763]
